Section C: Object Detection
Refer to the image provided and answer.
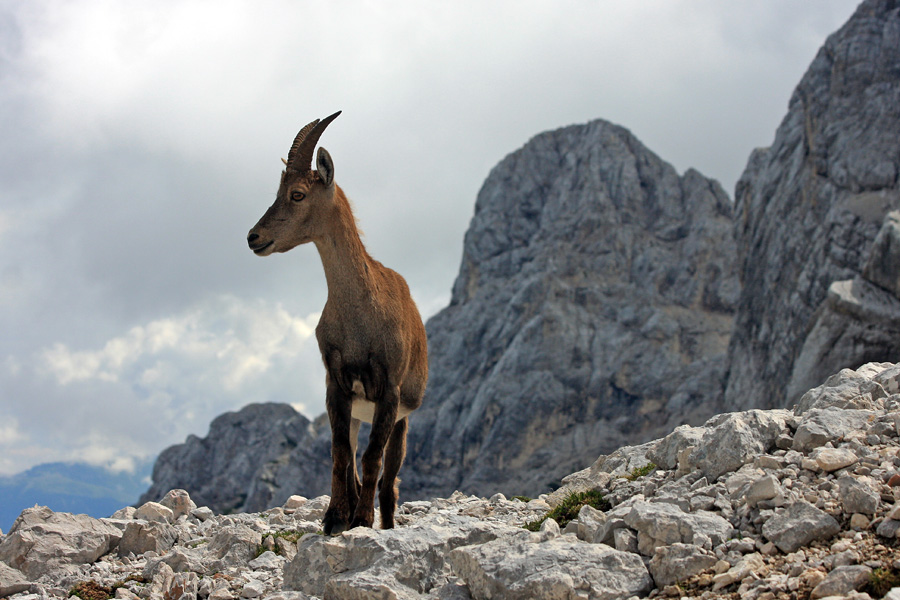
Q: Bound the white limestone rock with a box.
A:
[649,542,718,587]
[283,514,519,599]
[449,534,653,600]
[159,489,197,521]
[810,565,873,599]
[208,525,263,570]
[686,410,791,481]
[0,561,31,597]
[0,506,122,580]
[118,520,178,557]
[814,447,860,472]
[761,502,841,553]
[838,476,881,516]
[623,501,732,556]
[792,408,877,452]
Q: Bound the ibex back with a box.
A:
[247,111,428,534]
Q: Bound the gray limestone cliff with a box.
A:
[723,0,900,411]
[402,119,738,499]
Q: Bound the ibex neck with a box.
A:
[313,192,373,300]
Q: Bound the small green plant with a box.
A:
[524,490,610,532]
[864,566,900,598]
[273,530,304,544]
[511,495,532,503]
[623,462,657,481]
[69,581,114,600]
[255,530,307,557]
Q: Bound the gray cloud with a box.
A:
[0,0,858,475]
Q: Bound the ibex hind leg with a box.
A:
[346,418,362,518]
[379,417,408,530]
[351,391,399,530]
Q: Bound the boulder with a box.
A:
[814,448,859,472]
[745,474,781,507]
[810,565,873,599]
[160,489,197,521]
[623,501,732,555]
[0,506,122,580]
[134,501,175,524]
[449,534,653,600]
[794,366,890,415]
[649,542,718,587]
[208,525,263,570]
[0,562,31,597]
[838,476,880,516]
[119,521,178,557]
[792,408,876,452]
[686,410,791,480]
[283,514,518,599]
[761,502,841,553]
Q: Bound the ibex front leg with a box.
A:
[351,386,399,529]
[323,381,353,536]
[379,416,408,529]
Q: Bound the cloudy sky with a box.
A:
[0,0,858,478]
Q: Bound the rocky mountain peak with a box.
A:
[404,118,739,499]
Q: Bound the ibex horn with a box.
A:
[286,110,342,173]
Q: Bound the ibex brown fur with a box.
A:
[247,111,428,534]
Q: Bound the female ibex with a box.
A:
[247,111,428,534]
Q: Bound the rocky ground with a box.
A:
[4,362,900,600]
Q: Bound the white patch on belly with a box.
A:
[350,379,412,424]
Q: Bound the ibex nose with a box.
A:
[247,232,259,246]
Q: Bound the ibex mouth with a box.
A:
[251,241,274,255]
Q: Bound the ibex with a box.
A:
[247,111,428,534]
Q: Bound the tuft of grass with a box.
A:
[623,462,657,481]
[524,490,609,532]
[511,495,532,503]
[864,566,900,598]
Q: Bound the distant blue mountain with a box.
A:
[0,460,154,532]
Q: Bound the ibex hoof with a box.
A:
[350,513,374,530]
[323,512,350,536]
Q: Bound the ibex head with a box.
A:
[247,110,342,256]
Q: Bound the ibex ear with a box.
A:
[316,147,335,187]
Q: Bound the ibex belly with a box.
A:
[350,379,411,424]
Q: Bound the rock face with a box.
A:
[4,362,900,600]
[404,118,738,499]
[724,0,900,411]
[139,403,333,514]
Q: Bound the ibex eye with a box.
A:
[291,191,305,202]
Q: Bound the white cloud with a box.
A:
[0,418,25,445]
[0,295,328,475]
[41,295,321,392]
